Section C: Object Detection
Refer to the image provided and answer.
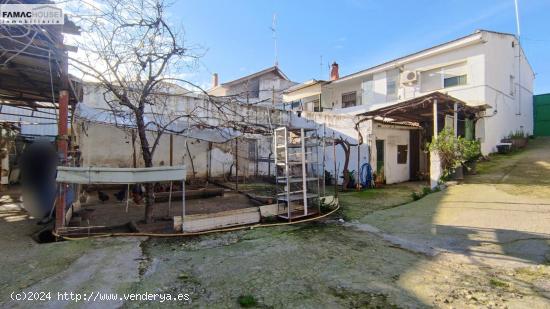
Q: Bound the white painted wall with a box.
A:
[478,32,534,153]
[370,123,411,184]
[77,121,278,179]
[78,121,209,178]
[321,78,362,110]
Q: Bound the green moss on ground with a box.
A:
[338,183,424,221]
[237,294,258,307]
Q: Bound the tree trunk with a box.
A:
[342,160,350,190]
[135,112,155,223]
[338,140,351,190]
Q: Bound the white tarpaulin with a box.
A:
[57,166,186,184]
[76,104,242,143]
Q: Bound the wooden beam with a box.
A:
[453,102,458,136]
[433,99,438,137]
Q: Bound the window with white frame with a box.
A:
[386,69,399,101]
[443,62,467,88]
[421,62,467,92]
[361,75,374,105]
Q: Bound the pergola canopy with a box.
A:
[359,92,487,123]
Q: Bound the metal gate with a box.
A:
[534,94,550,136]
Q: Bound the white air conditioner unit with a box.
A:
[401,70,418,85]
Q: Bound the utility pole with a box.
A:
[514,0,522,115]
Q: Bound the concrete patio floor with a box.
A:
[362,137,550,268]
[0,138,549,308]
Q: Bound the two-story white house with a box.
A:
[285,30,534,185]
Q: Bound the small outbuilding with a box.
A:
[360,92,485,187]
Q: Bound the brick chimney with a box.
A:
[330,62,339,81]
[211,73,219,88]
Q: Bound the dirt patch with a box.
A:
[76,190,256,232]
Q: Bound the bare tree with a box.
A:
[334,136,357,190]
[68,0,284,222]
[68,0,210,222]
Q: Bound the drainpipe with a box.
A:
[169,134,173,166]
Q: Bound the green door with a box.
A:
[535,94,550,136]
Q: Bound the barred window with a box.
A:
[397,145,408,164]
[342,91,357,108]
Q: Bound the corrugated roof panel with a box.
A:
[0,106,59,136]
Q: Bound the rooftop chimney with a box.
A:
[211,73,219,88]
[330,62,339,81]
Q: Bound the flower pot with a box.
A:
[511,137,528,149]
[451,166,464,180]
[497,144,511,154]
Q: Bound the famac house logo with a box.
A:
[0,4,64,25]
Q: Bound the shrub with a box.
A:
[427,128,481,179]
[462,139,481,162]
[489,278,509,288]
[421,186,432,196]
[411,186,440,201]
[238,295,258,307]
[508,129,526,139]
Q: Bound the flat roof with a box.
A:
[283,79,327,94]
[330,29,518,84]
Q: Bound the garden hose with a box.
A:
[52,201,340,241]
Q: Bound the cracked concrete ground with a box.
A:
[0,138,549,308]
[363,138,550,268]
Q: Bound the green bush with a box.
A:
[427,128,481,179]
[421,186,432,196]
[411,186,440,201]
[238,294,258,307]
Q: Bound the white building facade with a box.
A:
[285,30,535,184]
[320,30,534,155]
[208,66,296,106]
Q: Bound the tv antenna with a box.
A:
[514,0,522,115]
[514,0,521,38]
[271,13,278,67]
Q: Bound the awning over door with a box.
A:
[359,92,486,123]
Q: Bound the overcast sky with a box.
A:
[169,0,550,93]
